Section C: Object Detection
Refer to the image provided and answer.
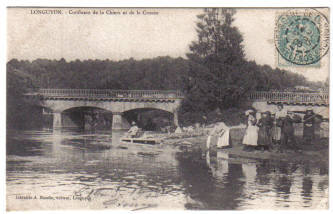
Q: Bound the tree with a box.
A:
[182,8,251,118]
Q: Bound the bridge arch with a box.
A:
[54,106,114,130]
[62,105,112,113]
[40,100,114,113]
[119,103,176,114]
[123,107,176,130]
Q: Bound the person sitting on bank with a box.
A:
[303,109,316,144]
[127,121,139,138]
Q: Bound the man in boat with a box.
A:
[127,121,139,138]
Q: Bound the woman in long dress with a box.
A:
[257,111,273,151]
[206,121,230,149]
[242,110,259,151]
[272,104,285,143]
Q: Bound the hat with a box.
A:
[131,121,136,125]
[245,109,254,116]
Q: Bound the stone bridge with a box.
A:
[26,89,329,130]
[27,89,184,130]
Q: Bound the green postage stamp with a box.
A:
[275,8,329,67]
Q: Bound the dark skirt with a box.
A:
[258,127,272,145]
[303,124,315,140]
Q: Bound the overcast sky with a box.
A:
[7,8,329,81]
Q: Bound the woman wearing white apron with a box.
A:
[242,110,259,151]
[206,121,230,149]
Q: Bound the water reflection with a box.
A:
[6,128,329,210]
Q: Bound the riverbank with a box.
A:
[159,128,329,167]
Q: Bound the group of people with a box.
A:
[207,104,317,153]
[242,104,316,152]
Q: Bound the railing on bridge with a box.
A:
[31,89,328,105]
[248,91,329,105]
[36,89,184,99]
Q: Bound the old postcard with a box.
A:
[6,7,329,211]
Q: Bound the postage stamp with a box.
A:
[274,8,329,66]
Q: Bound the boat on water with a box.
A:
[122,125,160,145]
[121,137,159,145]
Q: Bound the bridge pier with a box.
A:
[53,111,62,129]
[112,112,126,130]
[173,110,179,127]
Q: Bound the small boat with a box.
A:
[121,137,159,145]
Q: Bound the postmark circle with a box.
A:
[274,9,329,65]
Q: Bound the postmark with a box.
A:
[274,8,329,66]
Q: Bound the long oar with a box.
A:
[290,108,328,122]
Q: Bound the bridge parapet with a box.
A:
[33,89,184,100]
[248,91,329,106]
[29,89,329,106]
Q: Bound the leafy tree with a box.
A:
[182,8,253,119]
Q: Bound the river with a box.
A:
[6,128,329,210]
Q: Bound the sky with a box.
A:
[7,8,329,82]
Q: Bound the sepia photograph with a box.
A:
[6,7,330,211]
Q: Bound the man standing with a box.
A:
[280,111,297,152]
[303,109,316,144]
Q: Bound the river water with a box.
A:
[6,129,329,210]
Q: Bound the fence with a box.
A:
[248,91,329,105]
[37,89,184,99]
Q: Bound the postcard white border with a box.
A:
[1,1,332,214]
